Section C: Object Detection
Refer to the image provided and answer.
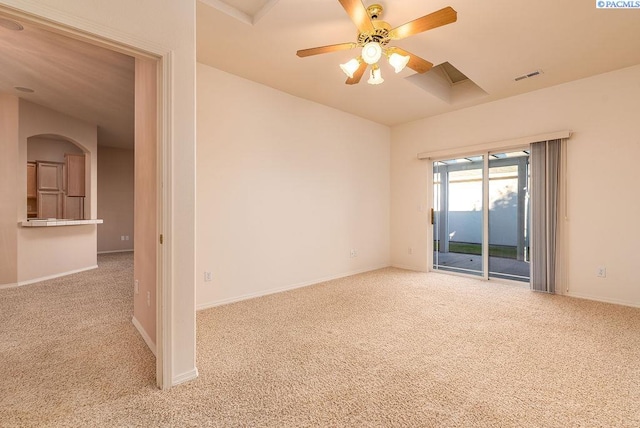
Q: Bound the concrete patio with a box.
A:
[433,251,530,282]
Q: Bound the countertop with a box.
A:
[21,219,104,227]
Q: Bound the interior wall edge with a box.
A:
[132,316,156,356]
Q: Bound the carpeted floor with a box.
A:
[1,253,639,427]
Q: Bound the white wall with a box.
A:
[97,146,134,253]
[0,0,196,386]
[28,136,83,163]
[196,64,391,308]
[391,64,640,307]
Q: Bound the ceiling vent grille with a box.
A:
[515,70,543,82]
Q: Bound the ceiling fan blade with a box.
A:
[390,47,433,74]
[346,61,367,85]
[297,42,356,57]
[338,0,375,33]
[389,6,457,40]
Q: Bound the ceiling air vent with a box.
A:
[515,70,543,82]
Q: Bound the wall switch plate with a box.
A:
[597,267,607,278]
[134,279,139,294]
[204,271,212,282]
[121,235,125,241]
[408,247,413,255]
[350,249,357,258]
[146,291,151,307]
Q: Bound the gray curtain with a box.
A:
[530,139,561,293]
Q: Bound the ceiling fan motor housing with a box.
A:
[367,4,383,19]
[357,4,390,47]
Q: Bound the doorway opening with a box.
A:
[0,6,165,387]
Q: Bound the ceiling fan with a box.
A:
[296,0,457,85]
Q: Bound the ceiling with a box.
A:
[198,0,640,126]
[1,1,639,151]
[0,13,134,148]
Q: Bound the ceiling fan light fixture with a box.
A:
[388,52,410,73]
[296,3,457,86]
[361,42,382,65]
[367,64,384,85]
[340,57,361,78]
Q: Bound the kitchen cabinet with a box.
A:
[65,153,85,197]
[27,157,85,220]
[37,162,63,191]
[27,162,37,218]
[38,191,63,219]
[35,162,64,219]
[27,162,37,197]
[64,194,84,220]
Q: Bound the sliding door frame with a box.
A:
[428,149,529,284]
[421,131,571,284]
[429,152,490,280]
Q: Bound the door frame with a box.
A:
[430,151,529,283]
[421,132,571,284]
[429,153,489,279]
[0,4,173,389]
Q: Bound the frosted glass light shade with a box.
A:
[367,65,384,85]
[389,52,410,73]
[361,42,382,65]
[340,58,361,78]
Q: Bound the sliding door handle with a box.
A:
[430,208,435,225]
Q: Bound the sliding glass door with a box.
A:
[433,150,531,282]
[488,151,530,281]
[433,156,484,277]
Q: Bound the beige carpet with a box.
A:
[1,254,639,427]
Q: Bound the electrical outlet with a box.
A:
[596,266,607,278]
[134,279,139,294]
[146,291,151,307]
[204,271,212,282]
[350,249,357,258]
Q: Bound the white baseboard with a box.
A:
[0,282,19,290]
[197,264,390,311]
[15,265,99,287]
[564,291,639,309]
[390,263,427,272]
[97,249,133,255]
[132,316,156,356]
[172,368,199,386]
